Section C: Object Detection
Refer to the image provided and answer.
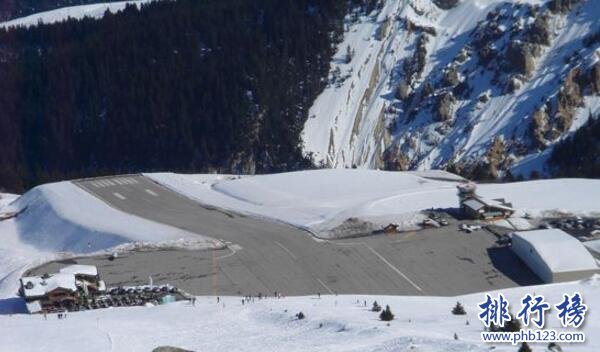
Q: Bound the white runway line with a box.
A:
[274,241,298,260]
[364,244,424,294]
[145,189,158,196]
[113,192,126,200]
[316,278,335,295]
[104,180,115,186]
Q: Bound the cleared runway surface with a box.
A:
[29,175,541,296]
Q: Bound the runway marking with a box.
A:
[113,179,124,185]
[316,278,335,295]
[91,181,101,188]
[216,245,241,260]
[364,244,424,294]
[274,241,297,260]
[113,192,126,200]
[145,189,158,196]
[105,180,115,186]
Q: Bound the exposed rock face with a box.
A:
[531,108,549,148]
[433,0,460,10]
[442,67,460,87]
[530,68,584,148]
[478,43,496,66]
[555,67,584,133]
[434,92,455,122]
[592,61,600,94]
[549,0,581,14]
[506,42,536,77]
[383,146,410,171]
[527,11,551,46]
[405,18,437,36]
[486,136,510,170]
[395,80,410,100]
[404,34,429,82]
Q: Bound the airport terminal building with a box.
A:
[511,229,599,283]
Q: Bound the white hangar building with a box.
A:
[511,229,599,283]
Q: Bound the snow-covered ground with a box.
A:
[0,0,159,29]
[1,172,599,350]
[148,169,600,235]
[1,277,599,351]
[302,0,600,175]
[0,181,218,299]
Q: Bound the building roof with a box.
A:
[20,273,77,298]
[59,264,98,277]
[463,198,485,211]
[479,197,514,212]
[463,196,514,212]
[25,300,43,314]
[512,229,598,273]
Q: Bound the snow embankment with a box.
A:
[0,0,158,29]
[0,181,218,299]
[147,170,600,239]
[146,170,458,237]
[1,276,599,351]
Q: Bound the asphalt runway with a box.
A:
[28,175,541,296]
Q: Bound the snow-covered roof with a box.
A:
[478,197,514,212]
[59,264,98,277]
[20,274,77,298]
[25,300,43,314]
[463,199,485,211]
[513,229,598,273]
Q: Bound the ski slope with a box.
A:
[0,0,158,29]
[1,277,599,351]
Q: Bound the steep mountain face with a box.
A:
[302,0,600,179]
[0,0,353,192]
[0,0,121,22]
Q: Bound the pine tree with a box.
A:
[296,312,305,320]
[502,315,521,332]
[518,342,532,352]
[345,45,354,64]
[380,305,394,321]
[452,302,466,315]
[371,301,381,312]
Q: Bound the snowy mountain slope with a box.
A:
[2,277,600,351]
[0,0,158,29]
[303,0,600,177]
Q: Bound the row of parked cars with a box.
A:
[539,217,600,239]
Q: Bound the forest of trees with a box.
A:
[0,0,383,192]
[0,0,121,21]
[549,112,600,178]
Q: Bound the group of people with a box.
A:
[42,312,67,320]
